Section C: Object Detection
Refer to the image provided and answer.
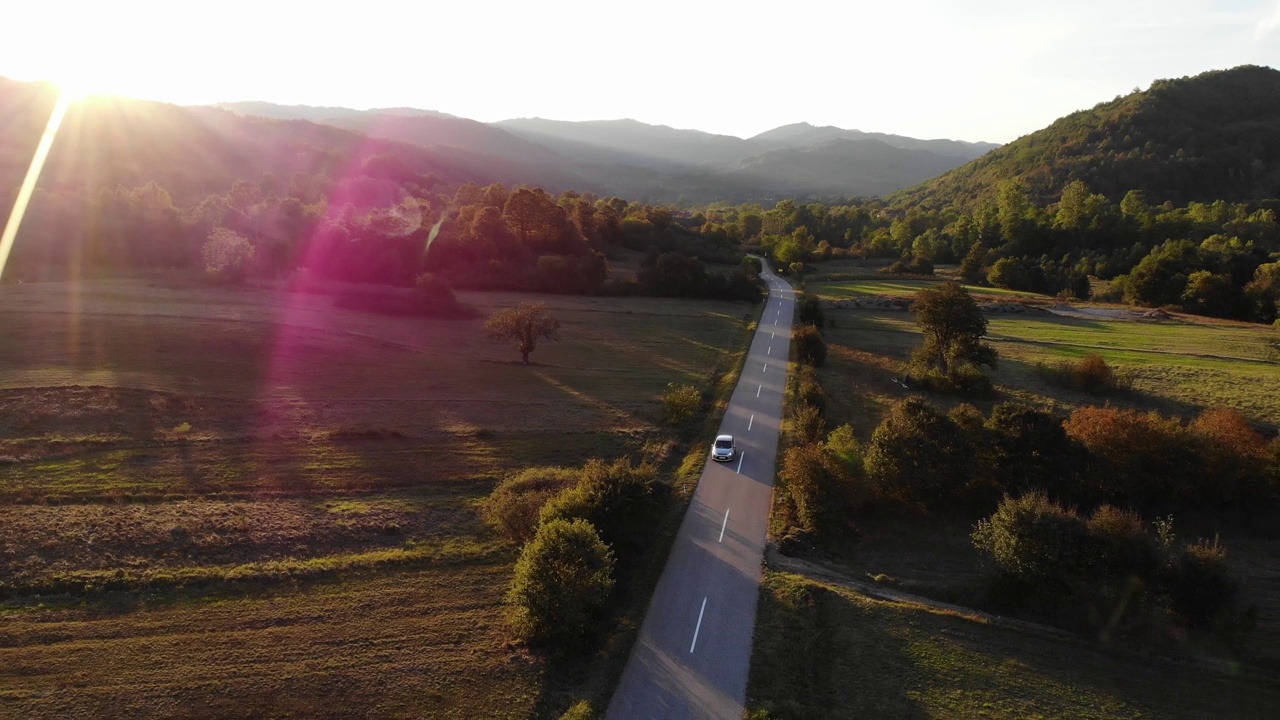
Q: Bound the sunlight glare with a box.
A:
[0,88,73,280]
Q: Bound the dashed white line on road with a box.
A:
[690,597,707,653]
[763,363,768,372]
[748,414,754,431]
[757,384,762,397]
[736,452,745,474]
[767,346,771,355]
[719,508,730,542]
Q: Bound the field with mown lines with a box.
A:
[0,277,758,717]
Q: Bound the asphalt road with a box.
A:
[607,264,794,719]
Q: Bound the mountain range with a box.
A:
[217,102,998,202]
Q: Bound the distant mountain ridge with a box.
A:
[893,65,1280,209]
[214,103,999,202]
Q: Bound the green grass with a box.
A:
[747,571,1280,719]
[818,307,1280,431]
[813,277,1039,300]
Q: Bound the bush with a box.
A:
[507,518,615,647]
[972,492,1091,583]
[1084,505,1159,578]
[864,397,972,509]
[1165,538,1238,629]
[1035,354,1132,394]
[794,365,825,412]
[1186,407,1271,504]
[202,228,255,284]
[797,293,825,327]
[793,326,827,367]
[791,403,826,445]
[1063,407,1199,509]
[413,273,462,315]
[984,403,1082,499]
[824,424,864,480]
[481,466,582,544]
[540,459,667,571]
[660,382,703,427]
[778,442,860,538]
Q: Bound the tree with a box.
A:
[201,228,255,284]
[485,302,561,364]
[506,518,615,647]
[797,293,825,327]
[958,241,988,283]
[793,326,827,367]
[864,397,972,508]
[911,282,997,376]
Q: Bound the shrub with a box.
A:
[791,403,826,445]
[481,466,582,544]
[1063,407,1199,509]
[660,383,703,427]
[793,326,827,367]
[1084,505,1159,578]
[824,424,863,480]
[1035,354,1132,394]
[984,403,1082,499]
[202,228,255,284]
[971,492,1091,583]
[906,362,995,397]
[864,397,972,509]
[778,442,860,538]
[794,366,826,412]
[797,293,825,327]
[507,518,615,647]
[1186,407,1270,504]
[1165,538,1238,629]
[413,273,461,315]
[540,459,667,571]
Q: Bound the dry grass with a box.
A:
[0,278,760,716]
[0,564,542,719]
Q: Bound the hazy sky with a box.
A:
[2,0,1277,143]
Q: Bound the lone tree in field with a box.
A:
[201,228,254,284]
[485,302,561,364]
[911,282,997,377]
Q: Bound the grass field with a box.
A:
[806,280,1280,436]
[748,571,1280,719]
[0,278,759,717]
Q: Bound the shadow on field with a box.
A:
[748,575,928,719]
[996,356,1210,421]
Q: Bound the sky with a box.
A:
[1,0,1277,144]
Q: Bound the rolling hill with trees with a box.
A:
[894,65,1280,210]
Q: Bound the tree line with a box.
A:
[5,164,759,302]
[690,181,1280,322]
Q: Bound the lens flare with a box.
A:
[0,88,73,280]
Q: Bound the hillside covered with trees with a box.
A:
[895,65,1280,210]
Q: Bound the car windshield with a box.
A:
[715,439,733,448]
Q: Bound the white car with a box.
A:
[712,434,736,462]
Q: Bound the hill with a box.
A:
[0,79,490,206]
[894,65,1280,210]
[218,102,997,202]
[727,138,972,197]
